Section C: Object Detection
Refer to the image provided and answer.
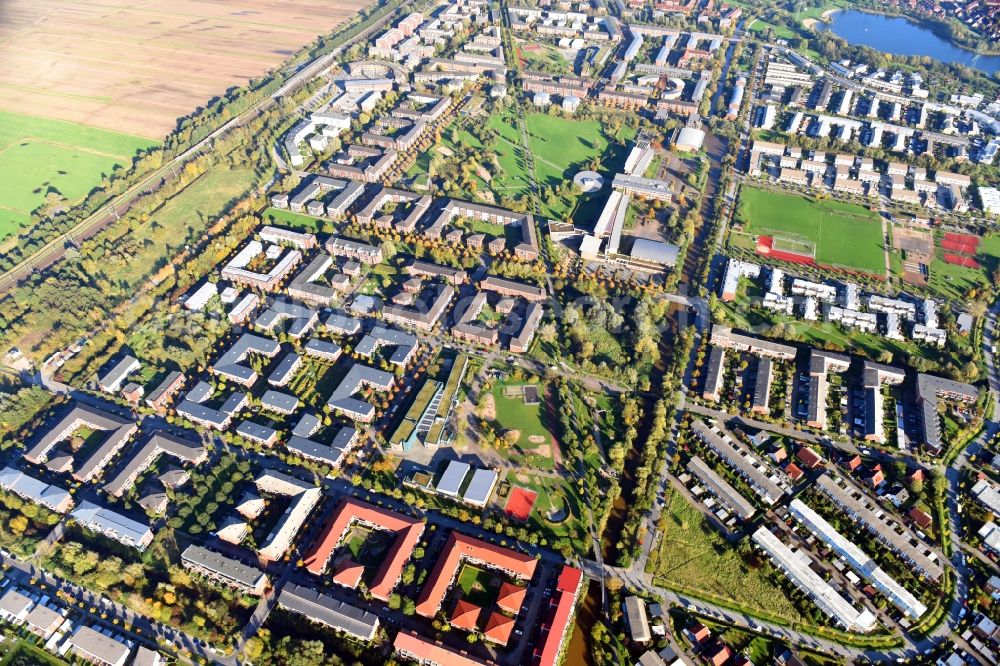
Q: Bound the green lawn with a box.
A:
[409,110,635,221]
[525,112,637,219]
[0,110,159,240]
[457,564,498,608]
[735,187,885,276]
[518,41,569,74]
[648,490,802,622]
[109,167,256,287]
[263,206,328,233]
[490,383,549,446]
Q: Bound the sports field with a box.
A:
[735,187,886,275]
[0,111,158,240]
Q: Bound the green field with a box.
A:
[648,490,802,622]
[262,206,327,233]
[408,110,634,220]
[0,110,159,240]
[525,112,636,219]
[735,187,885,275]
[110,167,256,287]
[490,382,549,447]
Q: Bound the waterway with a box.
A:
[821,10,1000,75]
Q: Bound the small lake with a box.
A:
[822,10,1000,75]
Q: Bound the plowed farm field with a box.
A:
[0,0,370,139]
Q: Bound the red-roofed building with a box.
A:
[533,565,583,666]
[332,559,365,589]
[784,462,804,482]
[796,446,823,469]
[909,468,925,484]
[844,455,862,472]
[868,465,885,487]
[909,507,933,530]
[686,622,710,644]
[484,612,515,645]
[451,599,482,631]
[416,531,538,618]
[302,497,424,601]
[707,642,733,666]
[393,631,491,666]
[496,581,527,614]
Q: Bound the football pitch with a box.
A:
[0,110,158,241]
[735,187,886,276]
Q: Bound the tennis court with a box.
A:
[504,486,538,522]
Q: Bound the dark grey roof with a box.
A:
[212,333,280,384]
[325,313,361,335]
[260,390,300,414]
[688,456,756,520]
[236,421,278,443]
[303,339,342,360]
[145,371,183,405]
[269,353,301,386]
[327,363,394,420]
[104,430,206,497]
[355,325,418,365]
[278,583,379,640]
[181,544,268,590]
[26,404,135,465]
[286,435,351,467]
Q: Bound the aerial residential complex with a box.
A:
[7,0,1000,665]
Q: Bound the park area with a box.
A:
[0,110,157,241]
[731,187,886,276]
[407,108,635,220]
[647,490,802,623]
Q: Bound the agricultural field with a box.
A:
[647,490,802,622]
[732,187,886,276]
[0,0,371,138]
[0,110,158,240]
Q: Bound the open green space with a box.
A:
[457,563,498,608]
[926,231,1000,301]
[407,109,635,221]
[647,490,802,622]
[262,206,327,233]
[734,187,885,275]
[517,41,569,74]
[525,112,636,219]
[0,110,159,240]
[490,382,549,447]
[108,167,256,287]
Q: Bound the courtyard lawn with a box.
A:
[0,110,159,240]
[457,564,498,607]
[647,490,802,622]
[518,41,570,74]
[735,187,885,276]
[262,206,328,233]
